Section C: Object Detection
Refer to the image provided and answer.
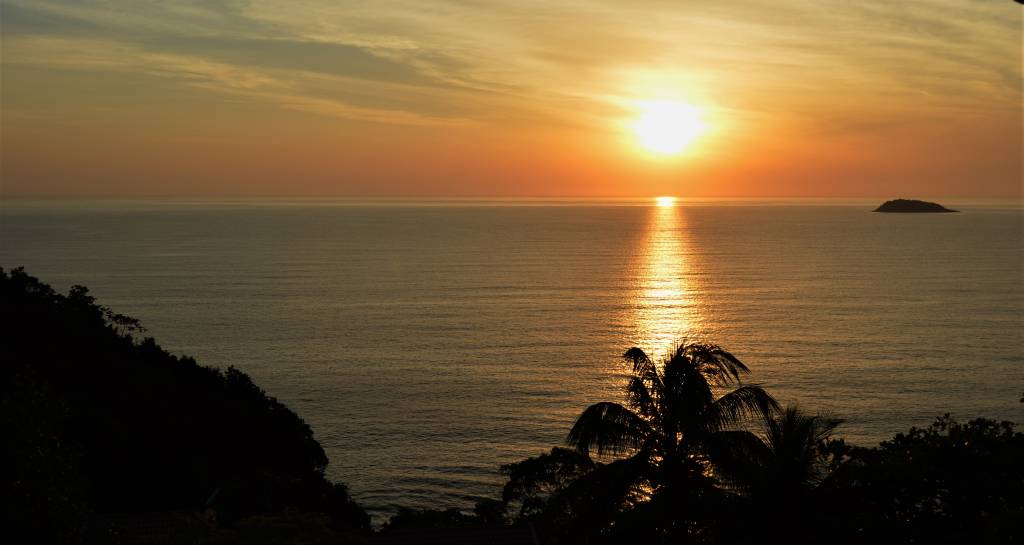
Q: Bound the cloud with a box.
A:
[3,0,1019,131]
[1,1,487,126]
[2,35,476,127]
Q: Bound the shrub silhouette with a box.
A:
[817,415,1024,544]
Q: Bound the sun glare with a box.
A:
[633,101,706,156]
[656,196,676,207]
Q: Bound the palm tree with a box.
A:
[566,342,779,507]
[709,406,842,545]
[712,405,841,498]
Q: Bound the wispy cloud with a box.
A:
[1,0,1019,197]
[3,0,1018,127]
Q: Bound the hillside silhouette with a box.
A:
[0,268,369,544]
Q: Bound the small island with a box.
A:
[874,199,958,213]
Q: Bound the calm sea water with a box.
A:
[2,199,1022,519]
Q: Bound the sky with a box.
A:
[1,0,1021,198]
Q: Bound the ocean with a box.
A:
[2,198,1021,519]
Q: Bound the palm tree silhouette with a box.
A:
[711,406,843,544]
[566,342,779,509]
[714,405,842,498]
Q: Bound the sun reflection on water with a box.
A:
[631,201,701,353]
[656,196,677,207]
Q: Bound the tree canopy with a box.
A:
[0,268,369,544]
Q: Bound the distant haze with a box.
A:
[1,1,1021,198]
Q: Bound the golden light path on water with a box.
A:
[631,199,703,355]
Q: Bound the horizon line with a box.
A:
[2,195,1022,207]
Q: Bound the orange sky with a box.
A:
[1,1,1021,198]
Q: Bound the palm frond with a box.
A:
[703,429,771,490]
[753,405,846,491]
[623,347,664,395]
[704,385,779,432]
[810,412,843,444]
[625,374,659,421]
[662,362,716,430]
[622,347,651,368]
[681,343,750,385]
[566,401,654,456]
[765,406,843,449]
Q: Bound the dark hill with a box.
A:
[0,267,369,543]
[874,199,957,213]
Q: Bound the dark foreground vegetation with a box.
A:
[1,268,368,544]
[2,268,1021,544]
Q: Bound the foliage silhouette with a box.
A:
[711,405,844,545]
[817,414,1024,544]
[0,268,369,544]
[381,507,480,531]
[566,344,776,537]
[501,447,595,520]
[712,405,842,497]
[499,446,648,544]
[493,346,1022,545]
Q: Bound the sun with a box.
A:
[632,100,706,156]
